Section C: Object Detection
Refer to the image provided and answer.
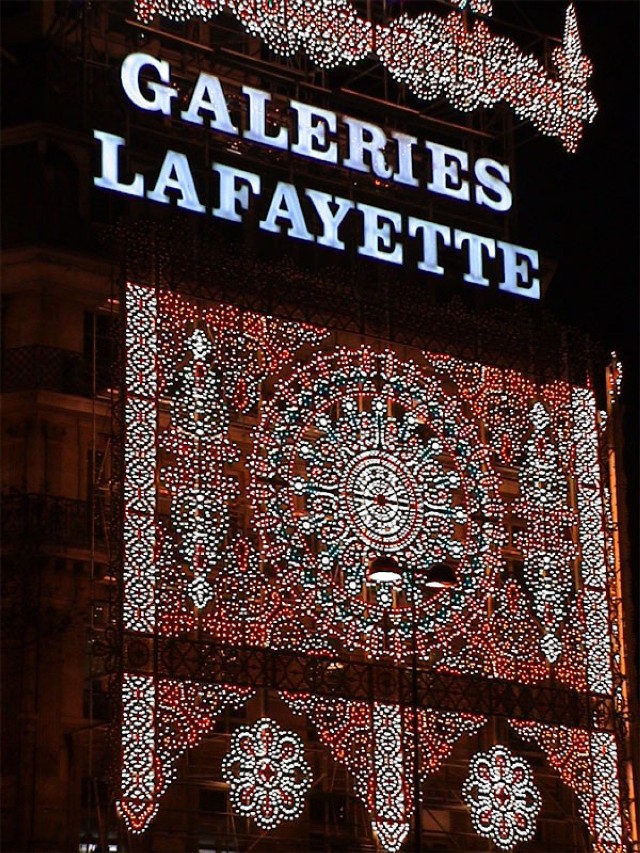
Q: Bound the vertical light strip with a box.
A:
[371,703,410,853]
[119,674,157,832]
[604,358,638,848]
[571,387,613,694]
[590,732,623,848]
[572,387,622,848]
[124,282,158,632]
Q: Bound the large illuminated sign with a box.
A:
[93,52,543,298]
[120,282,624,850]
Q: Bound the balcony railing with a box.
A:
[2,345,91,396]
[1,493,106,550]
[1,346,112,397]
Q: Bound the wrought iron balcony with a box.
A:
[1,493,106,551]
[1,346,97,396]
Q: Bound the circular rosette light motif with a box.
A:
[462,745,542,851]
[249,347,504,662]
[222,718,311,830]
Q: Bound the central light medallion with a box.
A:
[291,395,466,587]
[249,347,504,662]
[342,448,422,551]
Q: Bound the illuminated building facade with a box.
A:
[1,2,638,852]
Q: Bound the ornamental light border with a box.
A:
[133,0,597,153]
[117,280,628,849]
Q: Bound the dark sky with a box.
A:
[506,1,638,359]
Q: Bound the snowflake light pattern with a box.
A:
[222,718,312,830]
[462,745,541,851]
[133,1,597,152]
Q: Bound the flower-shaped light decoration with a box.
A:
[222,718,312,830]
[462,745,542,851]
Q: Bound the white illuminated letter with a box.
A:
[391,132,419,187]
[453,231,496,287]
[474,158,512,212]
[146,150,205,213]
[306,189,354,250]
[357,202,403,265]
[243,87,288,150]
[181,72,238,135]
[290,101,337,163]
[497,241,540,300]
[426,141,470,202]
[343,116,393,179]
[93,130,144,197]
[260,182,313,242]
[121,52,177,116]
[212,163,261,222]
[454,230,496,286]
[408,217,451,275]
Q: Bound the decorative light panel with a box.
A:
[571,387,614,695]
[511,721,623,850]
[515,401,578,663]
[284,693,485,852]
[462,744,542,851]
[119,674,253,832]
[132,1,597,152]
[121,282,625,849]
[124,283,158,633]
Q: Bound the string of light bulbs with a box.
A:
[132,0,597,152]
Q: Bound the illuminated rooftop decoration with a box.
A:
[119,283,625,848]
[232,0,374,68]
[449,0,493,13]
[376,3,597,152]
[221,718,312,830]
[132,0,597,152]
[462,744,542,850]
